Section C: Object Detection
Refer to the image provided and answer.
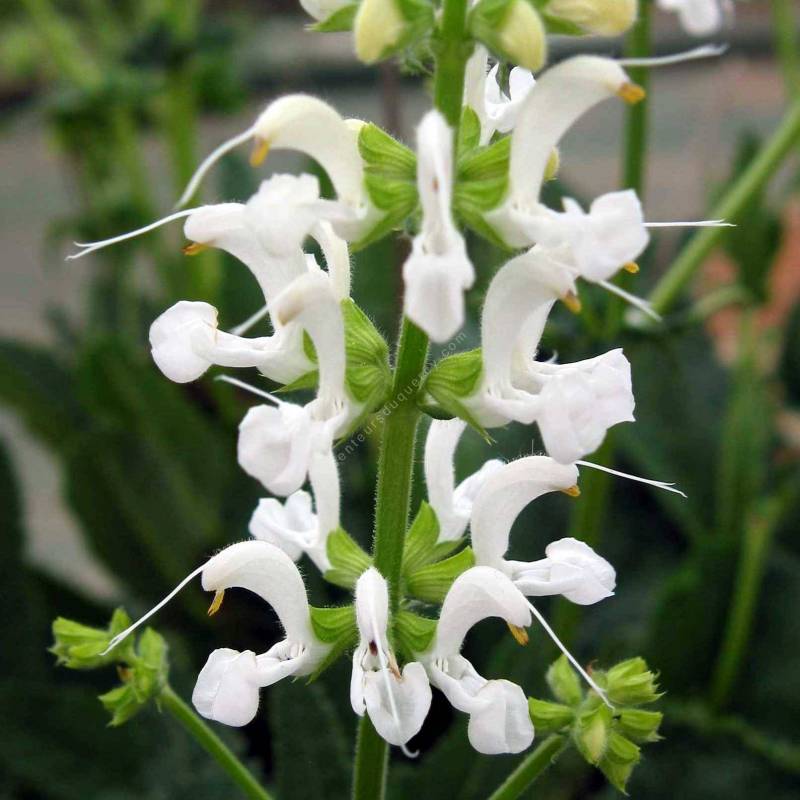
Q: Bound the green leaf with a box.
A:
[402,500,441,574]
[359,123,417,179]
[324,527,372,589]
[405,546,475,603]
[310,604,357,644]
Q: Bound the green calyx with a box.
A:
[307,604,359,682]
[394,610,438,661]
[324,527,373,589]
[529,655,663,793]
[51,607,135,669]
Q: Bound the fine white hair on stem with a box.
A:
[598,280,661,321]
[215,374,282,406]
[67,209,199,260]
[101,565,205,655]
[526,600,613,708]
[645,220,734,228]
[230,304,271,336]
[176,126,257,209]
[369,598,418,758]
[618,44,728,68]
[576,460,688,498]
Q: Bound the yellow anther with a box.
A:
[207,589,225,616]
[561,484,581,498]
[561,291,582,314]
[617,82,646,105]
[508,623,529,646]
[182,242,209,256]
[249,137,270,167]
[623,261,640,274]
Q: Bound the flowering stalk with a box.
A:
[486,735,568,800]
[647,96,800,316]
[160,686,274,800]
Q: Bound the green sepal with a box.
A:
[310,605,357,644]
[51,607,134,670]
[468,0,512,34]
[276,370,319,394]
[457,106,482,154]
[99,683,144,727]
[394,610,438,660]
[309,3,358,31]
[616,708,663,744]
[303,329,317,362]
[364,173,419,212]
[458,135,510,186]
[598,731,641,794]
[546,655,583,706]
[342,299,391,400]
[604,658,663,706]
[324,528,372,589]
[405,546,475,603]
[573,702,613,765]
[403,501,466,576]
[351,205,417,252]
[366,0,436,62]
[527,697,575,733]
[358,123,417,180]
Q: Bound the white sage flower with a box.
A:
[422,567,534,754]
[424,419,503,542]
[351,568,432,751]
[402,111,474,342]
[657,0,727,36]
[192,541,329,726]
[249,447,340,571]
[463,46,536,145]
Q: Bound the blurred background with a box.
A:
[2,1,800,798]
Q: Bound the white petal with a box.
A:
[363,662,432,746]
[354,567,389,643]
[193,648,261,727]
[470,457,579,570]
[534,349,635,464]
[463,46,491,142]
[433,567,531,657]
[201,540,314,645]
[248,491,316,562]
[311,220,351,300]
[237,403,314,496]
[545,537,616,604]
[466,679,534,754]
[306,447,340,571]
[253,95,365,211]
[149,301,218,383]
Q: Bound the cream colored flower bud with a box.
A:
[354,0,406,63]
[471,0,547,72]
[546,0,637,36]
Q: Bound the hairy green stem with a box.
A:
[433,0,471,127]
[771,0,800,98]
[648,97,800,316]
[160,686,273,800]
[487,735,568,800]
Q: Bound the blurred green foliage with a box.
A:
[2,2,800,798]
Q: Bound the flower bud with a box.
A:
[546,654,583,706]
[544,0,637,36]
[617,708,663,743]
[573,703,613,764]
[470,0,547,72]
[605,657,662,706]
[354,0,434,64]
[51,608,134,669]
[527,697,574,732]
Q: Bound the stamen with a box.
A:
[617,83,646,104]
[618,44,728,68]
[598,280,661,322]
[208,589,225,616]
[560,485,581,498]
[183,242,210,256]
[561,291,582,314]
[230,304,271,336]
[576,460,687,498]
[526,600,613,709]
[101,564,204,655]
[215,375,282,406]
[623,261,639,274]
[67,209,199,260]
[645,220,734,228]
[368,595,418,758]
[507,623,529,646]
[176,126,256,208]
[249,137,271,167]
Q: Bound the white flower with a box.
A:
[657,0,726,36]
[351,569,432,750]
[149,300,311,385]
[249,447,340,571]
[470,456,615,605]
[424,419,503,542]
[464,46,536,145]
[237,273,351,496]
[545,0,637,35]
[177,95,380,242]
[422,567,534,754]
[402,111,474,342]
[192,541,329,726]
